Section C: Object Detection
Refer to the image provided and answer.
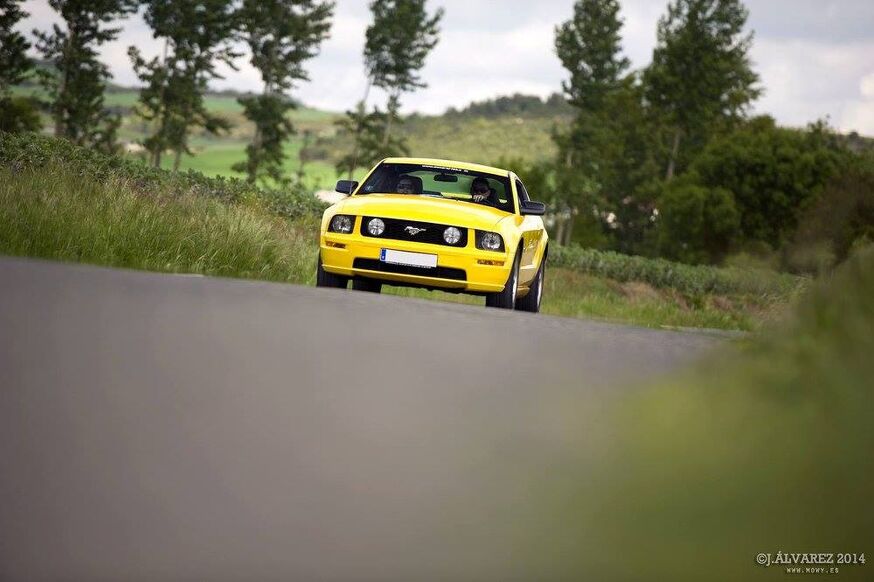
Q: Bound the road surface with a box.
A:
[0,257,723,580]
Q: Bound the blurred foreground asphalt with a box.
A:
[0,257,722,581]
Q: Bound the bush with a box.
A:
[550,244,804,297]
[0,96,42,133]
[657,177,740,264]
[0,132,327,220]
[789,156,874,270]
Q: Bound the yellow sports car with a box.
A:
[317,157,548,312]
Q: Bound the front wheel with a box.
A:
[485,251,519,309]
[316,255,348,288]
[515,255,545,313]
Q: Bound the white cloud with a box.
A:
[860,73,874,99]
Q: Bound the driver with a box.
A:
[470,176,494,204]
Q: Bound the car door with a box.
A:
[513,178,545,285]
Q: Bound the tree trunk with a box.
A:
[173,148,182,172]
[563,210,575,246]
[151,39,170,168]
[665,129,681,181]
[347,79,372,180]
[297,130,312,182]
[555,214,566,246]
[381,92,399,149]
[54,33,74,137]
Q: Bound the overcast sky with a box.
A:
[19,0,874,134]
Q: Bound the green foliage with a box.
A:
[0,0,33,96]
[644,0,761,178]
[657,176,740,264]
[0,95,42,133]
[131,0,240,169]
[235,0,334,184]
[364,0,443,94]
[551,243,804,297]
[0,132,326,220]
[445,93,572,119]
[338,0,443,177]
[690,116,847,249]
[553,2,661,252]
[791,154,874,268]
[555,0,629,111]
[556,247,874,580]
[335,100,409,179]
[33,0,135,146]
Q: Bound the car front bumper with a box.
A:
[320,231,510,293]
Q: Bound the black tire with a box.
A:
[485,251,520,309]
[352,278,382,293]
[316,255,348,288]
[515,254,545,313]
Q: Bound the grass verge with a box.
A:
[520,247,874,580]
[0,164,318,283]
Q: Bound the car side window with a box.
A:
[515,179,530,203]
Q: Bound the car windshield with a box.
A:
[357,162,515,213]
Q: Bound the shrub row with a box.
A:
[550,244,806,297]
[0,132,327,220]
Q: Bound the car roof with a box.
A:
[381,157,511,178]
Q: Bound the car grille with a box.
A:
[353,258,466,281]
[360,217,469,247]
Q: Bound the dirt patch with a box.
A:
[619,281,662,303]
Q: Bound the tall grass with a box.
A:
[518,247,874,580]
[0,164,318,283]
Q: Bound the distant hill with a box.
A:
[307,93,573,169]
[443,92,573,119]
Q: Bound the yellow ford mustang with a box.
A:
[317,157,548,312]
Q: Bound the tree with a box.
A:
[334,103,408,175]
[131,0,239,169]
[339,0,443,178]
[553,0,657,249]
[791,155,874,268]
[0,0,32,94]
[34,0,135,145]
[689,116,846,249]
[0,0,41,132]
[233,0,333,185]
[555,0,629,112]
[644,0,760,180]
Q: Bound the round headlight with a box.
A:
[330,215,353,233]
[443,226,461,245]
[481,232,502,250]
[367,218,385,236]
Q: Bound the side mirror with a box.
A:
[335,180,358,195]
[520,200,546,216]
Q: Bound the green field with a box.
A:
[14,86,565,189]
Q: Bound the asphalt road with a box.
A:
[0,257,723,581]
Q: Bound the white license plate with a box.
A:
[380,248,437,269]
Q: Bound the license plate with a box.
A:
[380,248,437,269]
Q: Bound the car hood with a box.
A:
[335,194,510,228]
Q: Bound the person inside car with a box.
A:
[470,176,495,205]
[395,174,422,194]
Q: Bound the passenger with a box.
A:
[470,176,494,205]
[396,175,417,194]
